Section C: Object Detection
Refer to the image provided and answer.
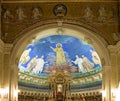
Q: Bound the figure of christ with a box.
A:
[50,43,66,65]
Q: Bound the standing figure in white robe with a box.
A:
[32,55,46,74]
[27,56,38,72]
[72,55,85,73]
[90,49,101,66]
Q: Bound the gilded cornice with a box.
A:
[1,0,118,3]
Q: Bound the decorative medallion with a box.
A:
[53,4,67,18]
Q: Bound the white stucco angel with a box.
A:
[98,6,107,22]
[3,9,14,22]
[83,6,94,22]
[32,7,42,20]
[16,7,26,21]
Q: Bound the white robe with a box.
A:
[74,57,85,73]
[32,58,45,74]
[91,51,101,65]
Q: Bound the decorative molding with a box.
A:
[1,3,118,44]
[1,0,118,3]
[4,43,13,54]
[102,66,111,76]
[0,5,1,39]
[0,39,4,52]
[1,5,116,25]
[101,58,105,66]
[84,37,93,45]
[53,4,67,18]
[0,39,13,54]
[108,41,120,54]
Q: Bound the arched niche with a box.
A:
[10,20,110,101]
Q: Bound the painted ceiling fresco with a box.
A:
[18,35,102,78]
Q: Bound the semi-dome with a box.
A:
[18,35,102,90]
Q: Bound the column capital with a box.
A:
[4,43,13,54]
[0,41,13,54]
[10,64,19,71]
[108,41,120,54]
[102,66,111,74]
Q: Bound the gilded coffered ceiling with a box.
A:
[1,0,120,44]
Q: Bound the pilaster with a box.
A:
[3,44,13,87]
[108,41,120,101]
[0,3,1,39]
[0,40,13,101]
[108,41,120,86]
[0,39,4,88]
[102,66,111,101]
[3,43,13,101]
[10,65,19,101]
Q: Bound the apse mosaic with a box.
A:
[18,35,102,78]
